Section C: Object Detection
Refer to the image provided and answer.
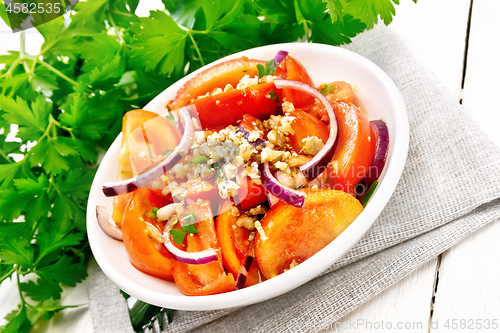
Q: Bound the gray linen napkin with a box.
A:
[87,25,500,333]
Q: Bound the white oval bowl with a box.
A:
[87,42,409,311]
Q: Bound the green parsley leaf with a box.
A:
[323,0,344,23]
[344,0,399,29]
[145,207,159,219]
[128,10,188,75]
[169,229,187,246]
[0,95,51,141]
[257,59,278,78]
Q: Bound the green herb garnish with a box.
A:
[145,207,159,219]
[257,59,278,78]
[169,229,187,246]
[360,180,379,207]
[266,89,279,102]
[120,170,134,176]
[165,106,177,128]
[186,156,207,164]
[163,149,173,156]
[169,210,200,245]
[320,85,334,95]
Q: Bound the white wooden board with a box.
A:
[324,259,438,333]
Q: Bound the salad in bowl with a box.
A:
[87,43,408,310]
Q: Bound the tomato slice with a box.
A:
[287,109,330,154]
[216,200,262,287]
[255,189,363,279]
[171,201,236,295]
[113,110,181,225]
[168,57,266,110]
[280,56,315,108]
[238,114,264,132]
[236,177,267,211]
[122,188,174,280]
[191,82,282,130]
[325,100,375,194]
[308,81,363,121]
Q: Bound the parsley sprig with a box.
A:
[0,0,416,329]
[169,207,201,245]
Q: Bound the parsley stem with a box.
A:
[0,265,16,284]
[37,59,84,88]
[19,32,30,73]
[15,269,26,305]
[0,58,22,80]
[108,12,124,44]
[109,9,133,17]
[30,38,59,74]
[187,30,205,66]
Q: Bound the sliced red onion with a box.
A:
[364,120,389,184]
[236,126,267,147]
[273,79,338,181]
[96,206,123,241]
[235,256,254,289]
[273,51,288,65]
[102,106,195,197]
[260,162,306,208]
[266,193,279,207]
[161,213,218,265]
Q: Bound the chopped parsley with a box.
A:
[320,84,334,95]
[145,207,159,219]
[257,59,278,78]
[169,207,201,245]
[186,156,207,164]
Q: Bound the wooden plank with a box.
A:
[461,0,500,146]
[322,0,471,330]
[389,0,471,101]
[324,259,438,333]
[431,219,500,331]
[431,1,500,329]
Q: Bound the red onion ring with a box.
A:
[102,106,195,197]
[273,79,338,181]
[96,206,123,241]
[260,162,306,208]
[364,120,389,185]
[235,256,254,289]
[160,204,218,265]
[273,50,288,65]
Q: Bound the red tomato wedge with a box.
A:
[168,57,266,110]
[216,200,262,287]
[171,201,236,295]
[308,81,363,121]
[287,109,330,154]
[112,110,181,225]
[280,56,316,108]
[122,188,174,280]
[325,100,375,193]
[236,176,267,211]
[238,113,264,132]
[255,189,363,279]
[191,82,282,130]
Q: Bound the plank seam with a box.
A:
[428,254,441,333]
[460,0,474,104]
